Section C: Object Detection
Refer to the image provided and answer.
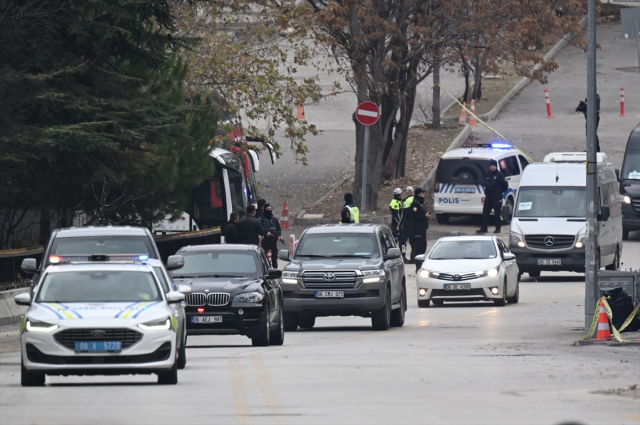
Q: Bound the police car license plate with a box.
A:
[537,259,561,266]
[454,187,476,193]
[75,341,121,352]
[315,291,344,298]
[192,316,223,323]
[444,283,471,290]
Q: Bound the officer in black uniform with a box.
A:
[398,186,414,262]
[259,203,282,268]
[409,187,431,272]
[476,159,508,234]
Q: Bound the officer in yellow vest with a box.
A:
[389,188,403,241]
[398,186,414,262]
[340,193,360,224]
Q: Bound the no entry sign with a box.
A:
[356,101,380,126]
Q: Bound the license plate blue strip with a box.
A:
[75,341,122,352]
[454,187,476,193]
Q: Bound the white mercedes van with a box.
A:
[509,152,623,277]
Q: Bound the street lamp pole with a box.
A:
[585,0,599,331]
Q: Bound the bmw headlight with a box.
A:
[419,270,439,279]
[234,292,265,303]
[476,268,499,277]
[510,231,525,248]
[361,269,385,283]
[138,317,171,331]
[281,271,299,284]
[26,319,58,333]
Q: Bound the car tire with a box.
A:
[299,317,316,329]
[431,300,444,306]
[507,276,520,304]
[283,312,298,332]
[501,198,513,224]
[528,271,541,278]
[177,334,187,370]
[494,280,507,306]
[371,288,391,330]
[21,358,45,387]
[390,286,406,327]
[418,299,431,308]
[270,306,285,346]
[605,249,620,271]
[251,306,271,347]
[157,360,178,385]
[622,229,630,240]
[436,213,450,224]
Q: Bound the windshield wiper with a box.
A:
[326,255,372,258]
[194,274,243,278]
[297,254,332,258]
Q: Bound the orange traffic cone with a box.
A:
[593,299,612,341]
[458,102,467,125]
[267,250,272,264]
[296,105,307,122]
[469,100,477,127]
[281,200,290,229]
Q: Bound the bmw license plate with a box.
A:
[315,291,344,298]
[192,316,223,323]
[454,187,476,194]
[444,283,471,290]
[75,341,121,352]
[537,259,561,266]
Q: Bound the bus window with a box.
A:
[193,176,226,229]
[227,170,248,215]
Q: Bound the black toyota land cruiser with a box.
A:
[278,224,406,331]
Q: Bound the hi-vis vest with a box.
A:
[389,199,403,210]
[340,205,360,224]
[402,196,414,208]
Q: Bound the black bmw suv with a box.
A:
[171,244,284,346]
[278,224,406,331]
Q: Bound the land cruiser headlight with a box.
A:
[476,268,499,277]
[281,271,299,284]
[510,231,525,248]
[26,320,58,333]
[361,270,385,283]
[234,292,264,303]
[419,270,439,279]
[623,195,631,204]
[138,317,171,331]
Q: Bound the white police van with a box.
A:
[433,143,535,224]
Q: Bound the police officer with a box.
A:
[389,188,403,242]
[340,193,360,224]
[476,159,508,234]
[409,187,431,272]
[259,203,283,267]
[224,211,239,244]
[398,186,414,262]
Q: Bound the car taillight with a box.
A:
[434,178,439,193]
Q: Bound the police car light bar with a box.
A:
[48,254,150,264]
[462,142,512,149]
[490,143,512,149]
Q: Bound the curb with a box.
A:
[0,287,29,326]
[440,17,587,125]
[573,339,640,347]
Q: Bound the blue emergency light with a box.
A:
[491,142,511,149]
[138,255,149,261]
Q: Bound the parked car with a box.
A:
[620,123,640,240]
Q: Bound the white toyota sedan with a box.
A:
[415,236,520,307]
[15,262,184,386]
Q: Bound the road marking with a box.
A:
[251,353,287,423]
[228,354,252,423]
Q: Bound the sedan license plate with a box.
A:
[315,291,344,298]
[191,316,223,324]
[444,283,471,290]
[75,341,121,352]
[537,259,561,266]
[454,187,476,194]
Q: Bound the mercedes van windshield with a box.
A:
[621,151,640,181]
[514,187,585,218]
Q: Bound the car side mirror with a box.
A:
[21,258,37,274]
[615,169,620,181]
[177,284,192,294]
[268,268,282,279]
[503,252,516,261]
[386,248,401,259]
[166,255,185,271]
[414,254,426,261]
[597,206,610,222]
[167,291,185,304]
[14,293,31,306]
[278,249,290,261]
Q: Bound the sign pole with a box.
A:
[362,126,369,214]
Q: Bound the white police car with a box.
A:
[433,143,535,224]
[14,256,184,386]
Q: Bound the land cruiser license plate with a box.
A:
[537,259,561,266]
[75,341,121,352]
[192,316,223,323]
[454,187,476,193]
[315,291,344,298]
[444,284,471,290]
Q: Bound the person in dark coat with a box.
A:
[398,186,415,263]
[237,205,268,245]
[256,199,267,220]
[575,94,601,152]
[476,159,509,234]
[224,212,240,244]
[259,203,283,268]
[409,187,431,272]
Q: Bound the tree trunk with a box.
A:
[38,206,50,246]
[462,55,470,103]
[382,86,417,182]
[431,56,441,129]
[472,56,482,100]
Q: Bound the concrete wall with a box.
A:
[0,288,29,325]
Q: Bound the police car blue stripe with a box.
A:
[131,301,162,318]
[450,184,456,193]
[114,302,143,318]
[40,303,64,319]
[71,310,83,319]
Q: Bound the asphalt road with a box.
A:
[1,240,639,425]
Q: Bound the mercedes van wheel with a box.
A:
[501,198,514,224]
[528,271,541,278]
